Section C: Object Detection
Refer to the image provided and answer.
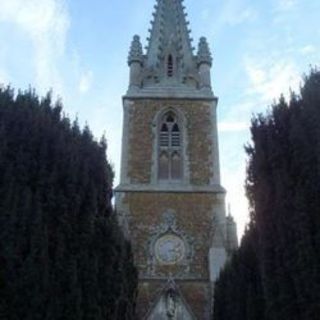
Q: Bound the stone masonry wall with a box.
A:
[122,192,221,278]
[123,189,217,319]
[119,97,223,319]
[126,99,215,185]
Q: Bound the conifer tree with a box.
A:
[0,87,137,319]
[213,69,320,320]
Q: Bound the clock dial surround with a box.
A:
[155,234,186,265]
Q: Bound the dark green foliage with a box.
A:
[0,88,137,319]
[214,69,320,320]
[214,225,265,320]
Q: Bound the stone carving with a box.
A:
[197,37,212,66]
[128,35,143,65]
[166,289,176,319]
[163,210,176,228]
[155,234,185,264]
[146,210,194,277]
[146,280,195,320]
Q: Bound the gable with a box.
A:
[145,281,196,320]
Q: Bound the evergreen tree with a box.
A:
[214,69,320,320]
[0,87,137,319]
[213,225,265,320]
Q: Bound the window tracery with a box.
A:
[158,111,182,180]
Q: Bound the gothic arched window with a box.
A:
[158,111,182,180]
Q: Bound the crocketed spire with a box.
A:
[145,0,194,74]
[128,35,143,66]
[197,37,212,66]
[126,0,214,96]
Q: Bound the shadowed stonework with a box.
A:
[115,0,238,318]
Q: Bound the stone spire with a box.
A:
[126,0,214,96]
[146,0,194,71]
[226,205,238,251]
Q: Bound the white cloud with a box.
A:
[218,121,249,133]
[79,70,93,94]
[0,0,70,94]
[225,7,257,26]
[219,0,258,27]
[245,57,301,102]
[300,45,316,56]
[208,1,258,40]
[276,0,297,11]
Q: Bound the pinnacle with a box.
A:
[128,35,143,66]
[197,37,212,66]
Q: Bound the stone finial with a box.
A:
[128,35,143,66]
[197,37,212,66]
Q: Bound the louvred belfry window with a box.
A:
[167,54,174,77]
[158,112,182,180]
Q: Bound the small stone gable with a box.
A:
[145,279,197,320]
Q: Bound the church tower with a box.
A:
[115,1,237,318]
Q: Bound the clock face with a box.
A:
[155,234,185,265]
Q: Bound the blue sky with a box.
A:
[0,0,319,238]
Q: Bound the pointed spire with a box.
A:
[197,37,212,66]
[126,0,215,96]
[226,204,238,250]
[227,203,232,217]
[146,0,194,72]
[128,35,143,66]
